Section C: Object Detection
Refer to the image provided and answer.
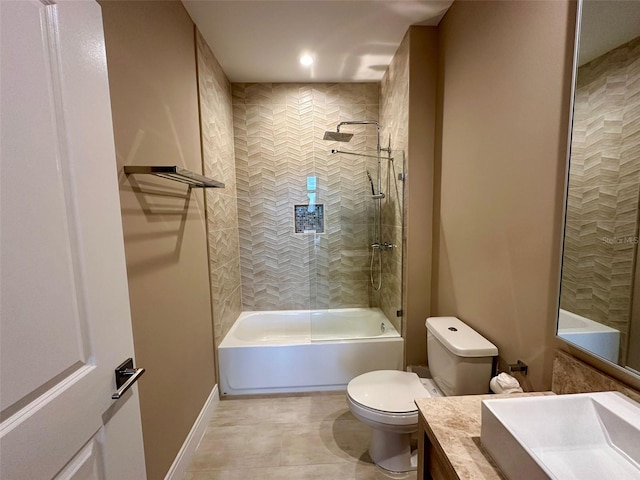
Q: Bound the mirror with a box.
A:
[558,0,640,374]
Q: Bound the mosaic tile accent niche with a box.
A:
[294,205,324,234]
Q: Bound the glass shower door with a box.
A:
[309,149,405,342]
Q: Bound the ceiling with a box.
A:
[579,0,640,66]
[181,0,453,83]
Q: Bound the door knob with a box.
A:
[112,357,145,399]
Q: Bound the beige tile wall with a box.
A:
[232,84,388,313]
[380,29,409,336]
[561,36,640,363]
[196,31,243,347]
[380,26,438,365]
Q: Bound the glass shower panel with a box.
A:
[378,150,405,338]
[317,150,370,310]
[310,149,405,342]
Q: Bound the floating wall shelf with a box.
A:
[123,165,225,188]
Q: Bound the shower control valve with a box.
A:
[372,242,395,251]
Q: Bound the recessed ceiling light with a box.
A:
[299,54,314,67]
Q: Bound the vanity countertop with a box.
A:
[415,391,554,480]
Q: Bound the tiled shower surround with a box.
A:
[197,38,405,336]
[561,36,640,363]
[197,31,242,347]
[379,32,409,335]
[232,83,384,313]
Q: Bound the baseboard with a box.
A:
[164,384,219,480]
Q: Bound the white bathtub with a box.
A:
[218,308,403,396]
[558,309,620,364]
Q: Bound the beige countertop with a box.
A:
[416,392,554,479]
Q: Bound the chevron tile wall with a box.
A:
[560,36,640,363]
[379,34,409,335]
[197,31,242,346]
[197,41,406,335]
[233,83,396,313]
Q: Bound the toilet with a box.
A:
[346,316,498,473]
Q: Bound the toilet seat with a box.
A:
[347,393,419,427]
[346,370,430,426]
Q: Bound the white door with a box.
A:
[0,0,146,479]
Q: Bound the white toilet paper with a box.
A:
[490,372,524,394]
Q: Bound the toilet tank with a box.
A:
[426,317,498,396]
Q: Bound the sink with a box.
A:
[481,392,640,480]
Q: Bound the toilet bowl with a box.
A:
[347,316,498,473]
[346,370,442,472]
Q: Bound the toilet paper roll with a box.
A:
[490,372,524,394]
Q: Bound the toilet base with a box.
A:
[368,428,417,473]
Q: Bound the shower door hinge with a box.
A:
[396,310,403,317]
[397,173,406,181]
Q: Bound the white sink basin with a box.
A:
[481,392,640,480]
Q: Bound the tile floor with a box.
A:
[183,392,416,480]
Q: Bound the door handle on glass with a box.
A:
[112,357,145,399]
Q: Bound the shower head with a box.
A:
[324,120,380,146]
[323,131,354,142]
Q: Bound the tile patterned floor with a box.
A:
[183,392,416,480]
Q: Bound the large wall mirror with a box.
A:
[559,0,640,374]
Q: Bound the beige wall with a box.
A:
[433,0,576,390]
[380,27,438,366]
[196,32,243,349]
[406,27,438,366]
[100,2,215,479]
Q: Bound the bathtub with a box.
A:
[218,308,403,396]
[557,309,620,364]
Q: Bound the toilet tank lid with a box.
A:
[426,317,498,357]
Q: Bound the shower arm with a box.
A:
[336,121,381,154]
[335,121,392,156]
[330,149,389,160]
